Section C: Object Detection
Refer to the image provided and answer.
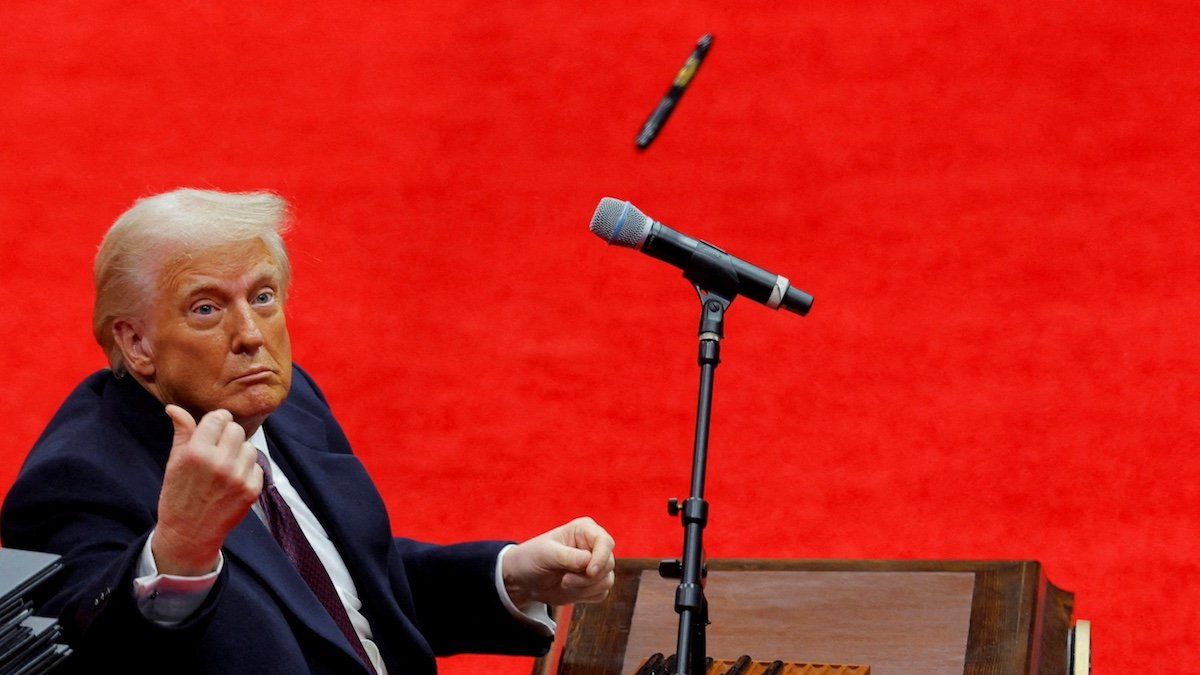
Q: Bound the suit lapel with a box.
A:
[219,400,374,672]
[221,514,364,669]
[261,395,435,668]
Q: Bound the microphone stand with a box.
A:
[660,281,733,675]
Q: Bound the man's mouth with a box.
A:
[232,367,274,383]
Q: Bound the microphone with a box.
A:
[589,198,813,316]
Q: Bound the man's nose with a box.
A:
[229,301,265,353]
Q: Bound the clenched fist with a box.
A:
[501,517,616,607]
[151,406,264,576]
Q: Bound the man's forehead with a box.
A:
[159,240,283,294]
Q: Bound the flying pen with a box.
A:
[635,33,713,150]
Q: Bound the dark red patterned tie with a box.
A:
[255,450,378,674]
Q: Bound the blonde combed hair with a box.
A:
[92,188,292,374]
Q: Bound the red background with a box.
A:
[2,1,1197,672]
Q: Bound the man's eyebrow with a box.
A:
[246,266,284,287]
[178,266,282,299]
[179,279,224,299]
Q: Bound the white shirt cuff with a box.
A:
[132,530,222,627]
[495,544,556,637]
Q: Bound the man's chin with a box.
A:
[227,386,288,427]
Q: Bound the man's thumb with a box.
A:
[165,404,196,445]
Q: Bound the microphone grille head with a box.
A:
[590,198,652,249]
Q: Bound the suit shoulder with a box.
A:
[27,370,123,463]
[286,363,332,410]
[3,371,160,533]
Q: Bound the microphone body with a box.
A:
[590,198,813,316]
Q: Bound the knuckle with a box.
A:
[240,481,260,502]
[173,448,205,470]
[214,468,238,487]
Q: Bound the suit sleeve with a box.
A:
[392,538,552,657]
[0,454,229,668]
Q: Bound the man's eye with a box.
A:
[255,291,275,304]
[194,304,217,316]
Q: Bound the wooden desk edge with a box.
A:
[534,559,1075,675]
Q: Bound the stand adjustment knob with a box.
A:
[667,498,681,516]
[658,559,683,579]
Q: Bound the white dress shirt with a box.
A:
[132,427,553,673]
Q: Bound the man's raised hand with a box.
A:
[501,517,616,607]
[152,405,264,576]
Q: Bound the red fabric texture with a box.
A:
[1,2,1196,672]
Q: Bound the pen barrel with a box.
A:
[635,34,713,149]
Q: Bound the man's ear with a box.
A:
[112,318,155,379]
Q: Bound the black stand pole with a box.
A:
[660,285,732,675]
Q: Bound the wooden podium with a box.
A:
[533,559,1087,675]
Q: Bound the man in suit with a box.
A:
[0,188,615,674]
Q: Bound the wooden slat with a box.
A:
[623,569,973,674]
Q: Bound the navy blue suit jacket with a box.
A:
[1,367,550,674]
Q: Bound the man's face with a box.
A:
[140,239,293,429]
